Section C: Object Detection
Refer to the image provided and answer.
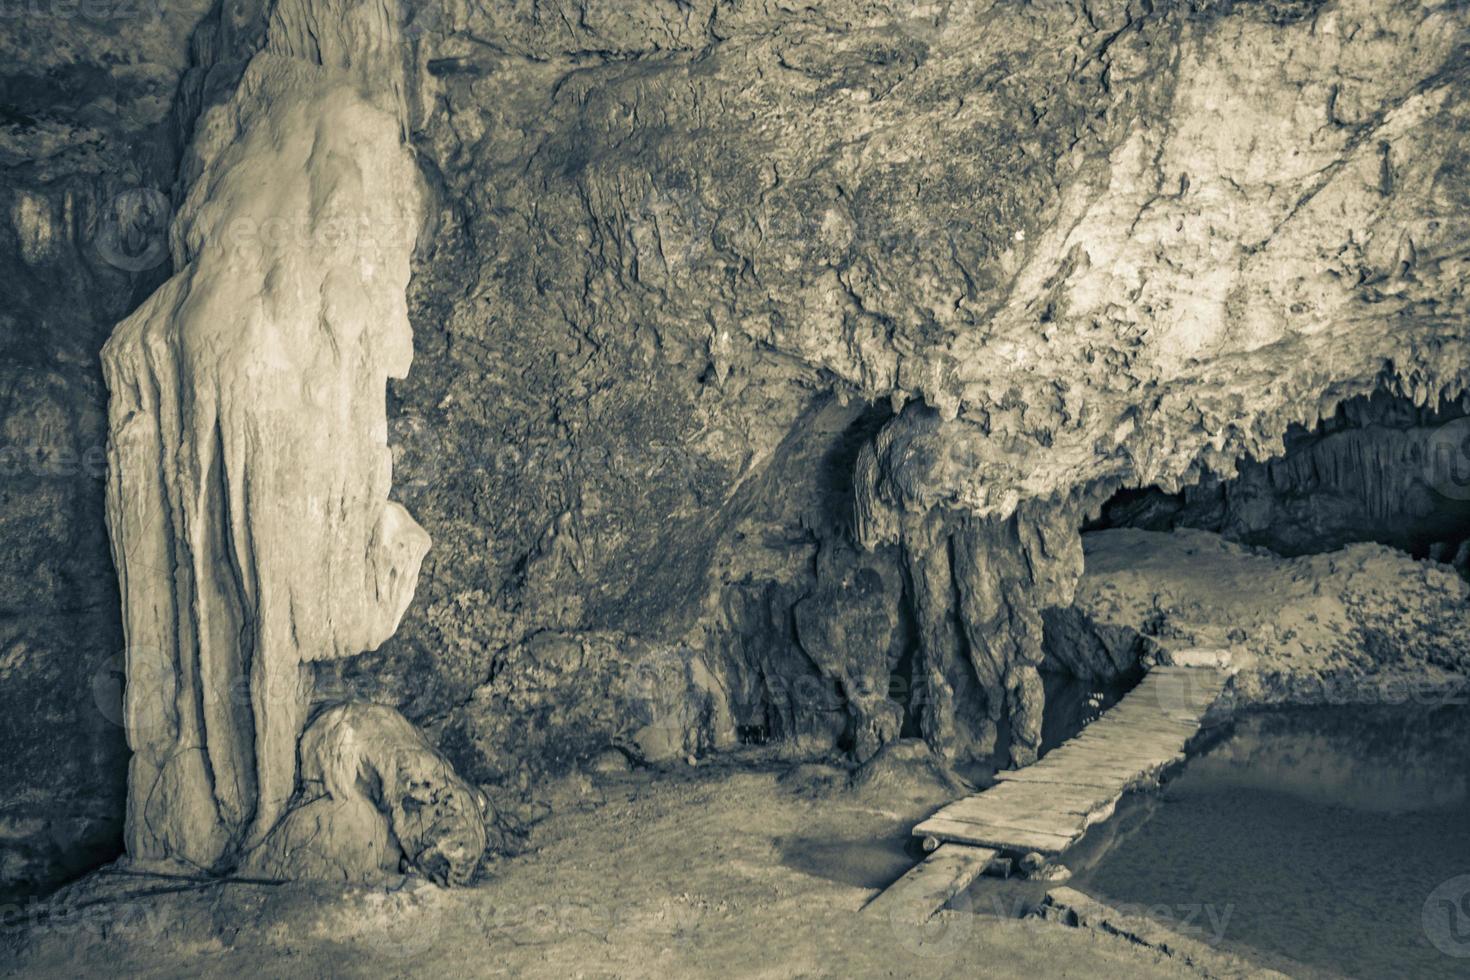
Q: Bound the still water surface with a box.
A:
[1074,704,1470,979]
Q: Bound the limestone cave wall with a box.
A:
[0,0,220,894]
[329,0,1470,790]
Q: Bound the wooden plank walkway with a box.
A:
[861,843,998,923]
[911,665,1228,856]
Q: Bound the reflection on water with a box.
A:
[1185,708,1469,813]
[1074,704,1470,980]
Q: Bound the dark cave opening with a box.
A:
[1084,391,1470,569]
[1036,664,1146,757]
[1030,390,1470,772]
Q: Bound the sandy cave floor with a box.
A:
[1,757,1201,980]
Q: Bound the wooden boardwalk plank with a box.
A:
[992,768,1123,788]
[927,803,1087,838]
[862,844,998,924]
[1001,754,1164,775]
[912,816,1076,854]
[1098,709,1203,727]
[951,790,1111,823]
[1041,746,1185,770]
[862,664,1231,922]
[977,785,1113,811]
[1049,747,1180,768]
[909,665,1228,857]
[1049,747,1187,768]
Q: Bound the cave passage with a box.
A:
[1085,392,1470,570]
[9,0,1470,974]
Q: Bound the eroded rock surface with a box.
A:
[1068,528,1470,702]
[316,0,1470,787]
[9,0,1470,894]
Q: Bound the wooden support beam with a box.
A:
[911,816,1075,854]
[862,843,998,924]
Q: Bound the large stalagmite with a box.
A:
[99,0,473,879]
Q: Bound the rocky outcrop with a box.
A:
[856,458,1086,766]
[99,0,477,881]
[247,703,489,885]
[329,0,1470,784]
[1066,528,1470,702]
[822,1,1470,521]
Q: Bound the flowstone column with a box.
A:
[855,407,1084,768]
[101,0,478,880]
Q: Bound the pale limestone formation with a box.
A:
[101,0,456,878]
[247,703,489,885]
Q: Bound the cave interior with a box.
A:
[4,0,1470,975]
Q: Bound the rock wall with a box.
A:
[7,0,1470,893]
[328,0,1470,789]
[0,0,219,896]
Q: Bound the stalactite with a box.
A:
[1263,422,1465,522]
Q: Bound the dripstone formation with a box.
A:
[100,0,481,882]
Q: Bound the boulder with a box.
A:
[248,703,489,886]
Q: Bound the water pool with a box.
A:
[1071,703,1470,979]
